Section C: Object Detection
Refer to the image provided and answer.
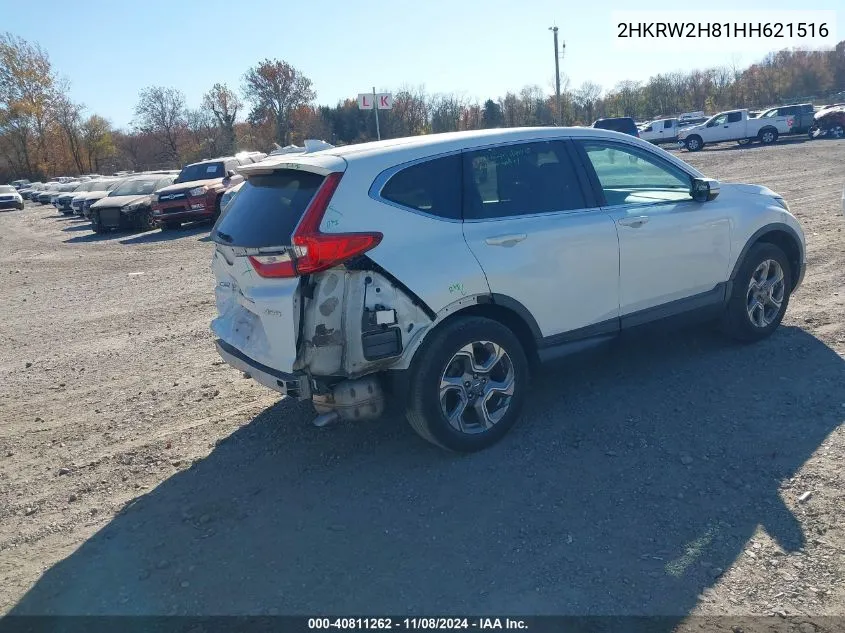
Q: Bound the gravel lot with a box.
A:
[1,138,844,627]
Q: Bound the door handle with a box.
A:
[618,216,649,228]
[724,125,730,128]
[485,233,527,247]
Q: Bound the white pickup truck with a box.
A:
[638,118,681,144]
[677,109,793,151]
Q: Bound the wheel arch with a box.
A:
[758,125,779,138]
[398,294,542,371]
[730,224,804,290]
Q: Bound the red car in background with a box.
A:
[151,153,265,230]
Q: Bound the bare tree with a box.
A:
[133,86,186,162]
[202,82,241,153]
[242,59,315,145]
[54,93,85,172]
[573,82,602,124]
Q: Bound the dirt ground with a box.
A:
[0,138,844,628]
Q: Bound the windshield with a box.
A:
[0,185,15,194]
[109,178,161,197]
[175,162,224,184]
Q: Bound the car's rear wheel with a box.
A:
[759,128,778,144]
[405,316,529,452]
[737,138,752,146]
[722,243,792,342]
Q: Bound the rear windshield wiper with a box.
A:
[215,230,234,243]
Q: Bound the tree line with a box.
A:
[2,31,843,181]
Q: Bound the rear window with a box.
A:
[213,169,324,248]
[380,154,461,219]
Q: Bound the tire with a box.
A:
[685,136,703,152]
[405,316,529,452]
[831,125,845,139]
[135,209,155,231]
[759,128,778,144]
[161,220,181,231]
[722,242,792,342]
[737,139,752,146]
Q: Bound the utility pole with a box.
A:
[549,26,562,126]
[372,86,381,141]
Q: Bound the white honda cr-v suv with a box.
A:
[211,127,805,452]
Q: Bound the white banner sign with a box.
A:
[358,92,393,110]
[358,93,374,110]
[376,93,393,110]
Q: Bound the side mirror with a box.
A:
[691,177,720,202]
[225,170,236,179]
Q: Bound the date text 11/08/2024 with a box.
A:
[307,618,528,630]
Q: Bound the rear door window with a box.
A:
[213,169,324,248]
[380,154,461,219]
[727,112,743,123]
[463,141,587,219]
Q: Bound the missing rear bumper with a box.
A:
[215,339,311,399]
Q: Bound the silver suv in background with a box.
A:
[211,128,805,452]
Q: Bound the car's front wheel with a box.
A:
[405,316,529,452]
[685,136,703,152]
[722,243,792,342]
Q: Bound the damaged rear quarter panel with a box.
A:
[297,268,432,377]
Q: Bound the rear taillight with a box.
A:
[248,172,382,279]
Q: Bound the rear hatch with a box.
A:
[210,155,378,374]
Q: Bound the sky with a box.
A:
[2,0,842,129]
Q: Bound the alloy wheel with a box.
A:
[746,259,785,328]
[439,341,515,434]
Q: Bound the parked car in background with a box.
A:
[217,180,244,222]
[0,185,25,211]
[68,179,115,215]
[51,182,80,209]
[678,116,709,127]
[234,151,268,164]
[55,182,91,214]
[82,180,127,218]
[89,174,177,233]
[211,127,805,451]
[677,109,793,151]
[638,118,681,144]
[678,110,705,124]
[809,105,845,139]
[756,103,814,134]
[10,179,31,190]
[592,117,640,137]
[36,183,62,204]
[18,182,44,199]
[151,156,246,230]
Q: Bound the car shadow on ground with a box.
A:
[61,223,92,233]
[118,223,210,246]
[63,231,132,244]
[9,326,845,623]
